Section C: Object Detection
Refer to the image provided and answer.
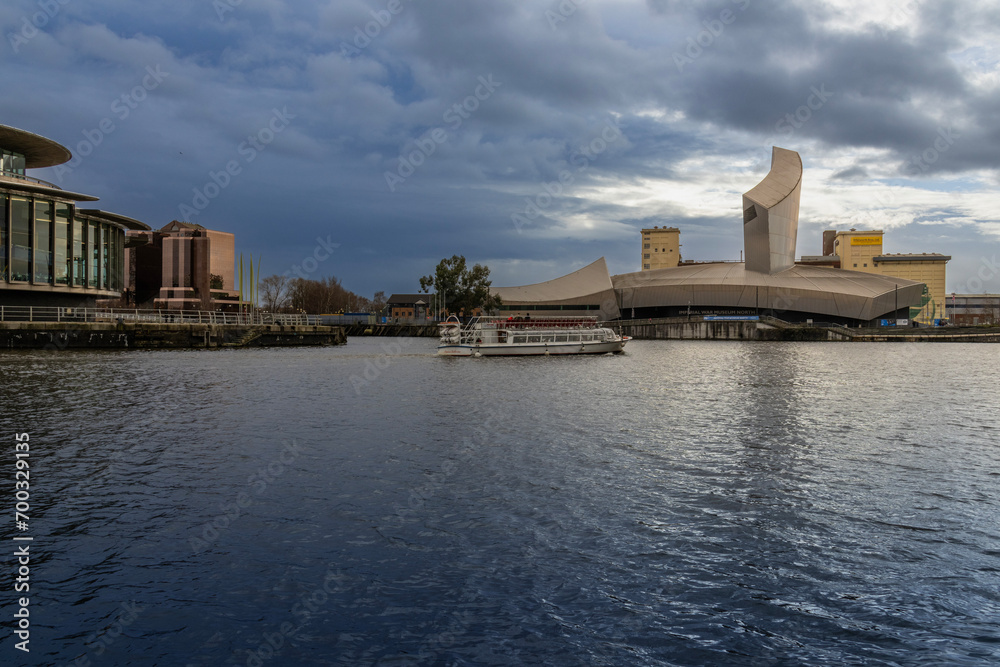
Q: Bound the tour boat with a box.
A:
[436,315,630,356]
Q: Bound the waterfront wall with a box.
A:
[0,322,346,350]
[344,322,438,337]
[617,318,1000,342]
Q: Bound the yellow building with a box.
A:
[825,228,950,324]
[831,229,884,272]
[873,254,950,324]
[641,226,680,270]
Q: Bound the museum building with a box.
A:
[494,147,928,326]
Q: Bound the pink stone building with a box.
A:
[125,221,240,310]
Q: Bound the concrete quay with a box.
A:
[0,321,346,350]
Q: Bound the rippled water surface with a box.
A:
[2,339,999,666]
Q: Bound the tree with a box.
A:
[259,274,291,312]
[419,255,502,316]
[286,276,366,313]
[371,290,387,313]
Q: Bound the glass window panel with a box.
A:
[54,204,70,284]
[107,227,115,291]
[101,225,110,289]
[89,222,99,287]
[117,229,124,291]
[0,195,7,281]
[73,219,85,286]
[108,227,119,291]
[34,200,52,284]
[12,154,25,175]
[11,197,30,282]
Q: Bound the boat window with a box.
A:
[527,335,541,343]
[542,334,555,343]
[555,335,567,342]
[582,334,593,341]
[569,335,580,342]
[513,335,526,344]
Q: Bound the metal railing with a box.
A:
[0,306,334,326]
[0,172,60,188]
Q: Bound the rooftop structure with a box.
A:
[640,226,680,271]
[743,147,802,274]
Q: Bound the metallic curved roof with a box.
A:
[0,177,99,202]
[0,124,72,168]
[613,262,925,321]
[493,257,620,319]
[494,257,614,302]
[78,209,151,231]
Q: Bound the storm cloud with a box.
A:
[2,0,997,294]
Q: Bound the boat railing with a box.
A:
[467,316,602,330]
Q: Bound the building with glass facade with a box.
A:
[0,123,149,306]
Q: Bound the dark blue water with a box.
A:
[2,339,999,666]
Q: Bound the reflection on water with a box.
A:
[1,340,999,665]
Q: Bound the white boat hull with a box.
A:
[438,339,627,356]
[435,315,629,357]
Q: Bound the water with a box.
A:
[2,339,999,666]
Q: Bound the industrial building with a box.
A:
[802,229,950,324]
[495,147,928,326]
[946,294,1000,326]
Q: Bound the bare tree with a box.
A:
[259,274,291,312]
[370,290,387,313]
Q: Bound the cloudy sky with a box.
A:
[3,0,998,296]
